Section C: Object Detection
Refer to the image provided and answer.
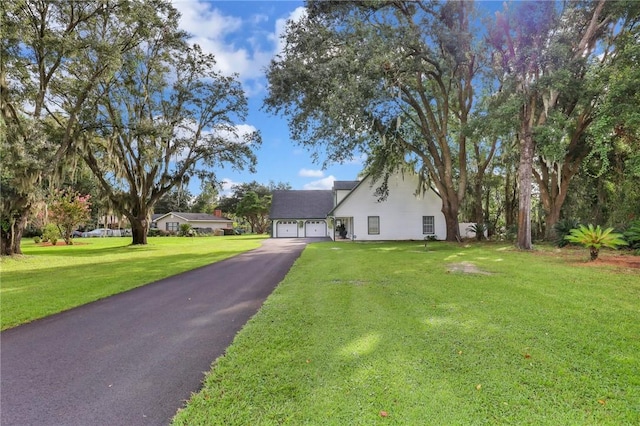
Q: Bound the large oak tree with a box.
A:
[80,37,260,244]
[265,0,483,241]
[0,0,180,254]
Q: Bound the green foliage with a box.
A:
[1,0,177,255]
[83,39,260,245]
[190,182,219,214]
[235,190,272,234]
[178,223,194,237]
[564,224,627,260]
[33,236,41,244]
[265,1,481,241]
[552,218,581,247]
[48,191,91,245]
[155,188,193,214]
[623,220,640,251]
[42,224,60,245]
[466,223,487,241]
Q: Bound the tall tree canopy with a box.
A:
[1,0,184,254]
[80,36,260,244]
[487,0,635,247]
[265,0,483,241]
[217,181,289,233]
[1,0,260,250]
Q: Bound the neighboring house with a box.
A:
[151,210,233,233]
[270,171,447,240]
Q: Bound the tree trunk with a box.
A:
[441,196,461,242]
[535,132,590,241]
[1,201,30,256]
[517,107,535,250]
[130,215,149,245]
[503,165,518,230]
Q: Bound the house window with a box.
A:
[422,216,435,234]
[166,222,179,232]
[368,216,380,235]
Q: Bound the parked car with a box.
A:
[82,228,112,237]
[71,230,84,238]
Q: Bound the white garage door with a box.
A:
[276,221,298,238]
[305,220,326,237]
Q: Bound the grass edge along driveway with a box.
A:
[0,235,268,330]
[173,241,640,426]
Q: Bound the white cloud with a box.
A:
[218,178,240,197]
[171,1,307,91]
[175,3,242,39]
[299,168,324,178]
[270,7,307,57]
[303,175,336,190]
[215,123,259,145]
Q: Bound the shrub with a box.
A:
[33,236,42,244]
[623,220,640,251]
[553,218,581,247]
[505,224,518,242]
[466,223,487,241]
[179,223,194,237]
[564,224,627,261]
[42,224,60,244]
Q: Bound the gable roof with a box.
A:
[333,180,359,191]
[328,176,371,216]
[270,190,334,219]
[152,212,232,222]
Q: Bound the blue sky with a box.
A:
[171,0,364,195]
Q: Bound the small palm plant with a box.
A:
[564,224,627,261]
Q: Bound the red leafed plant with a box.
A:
[48,191,91,245]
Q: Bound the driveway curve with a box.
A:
[1,238,317,426]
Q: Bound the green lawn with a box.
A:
[173,241,640,425]
[0,235,267,330]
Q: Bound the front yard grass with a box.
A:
[0,235,267,330]
[173,241,640,425]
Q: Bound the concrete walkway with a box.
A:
[1,238,315,425]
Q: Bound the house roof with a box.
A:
[270,190,334,219]
[152,212,232,222]
[328,176,371,216]
[333,180,360,191]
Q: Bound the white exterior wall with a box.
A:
[332,173,446,241]
[335,189,352,205]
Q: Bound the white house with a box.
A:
[152,211,233,234]
[270,171,447,240]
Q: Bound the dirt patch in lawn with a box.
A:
[534,247,640,271]
[447,261,492,275]
[577,253,640,270]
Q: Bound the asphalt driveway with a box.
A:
[1,238,317,425]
